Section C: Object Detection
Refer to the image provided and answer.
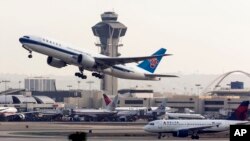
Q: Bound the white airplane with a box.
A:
[103,94,167,121]
[0,107,26,120]
[103,95,204,119]
[103,94,172,112]
[165,112,205,119]
[71,95,118,121]
[144,101,249,139]
[0,107,18,116]
[19,35,177,80]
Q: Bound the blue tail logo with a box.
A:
[137,48,166,73]
[227,101,249,120]
[148,58,159,69]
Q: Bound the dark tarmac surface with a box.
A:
[0,122,229,141]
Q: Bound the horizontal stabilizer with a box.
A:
[145,74,178,78]
[95,54,172,68]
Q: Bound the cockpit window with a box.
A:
[149,123,154,126]
[24,36,30,38]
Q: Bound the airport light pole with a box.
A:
[77,81,81,90]
[18,80,22,89]
[172,88,175,95]
[86,81,94,108]
[2,80,10,104]
[195,84,201,95]
[67,85,72,91]
[86,81,94,91]
[184,87,187,95]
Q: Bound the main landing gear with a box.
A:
[191,134,199,140]
[92,72,104,79]
[75,67,87,79]
[158,133,162,139]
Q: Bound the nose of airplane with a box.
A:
[19,37,25,44]
[143,125,150,132]
[19,36,30,44]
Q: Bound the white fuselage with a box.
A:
[115,107,171,112]
[20,36,159,80]
[72,109,117,116]
[144,119,248,133]
[165,112,205,119]
[0,107,18,117]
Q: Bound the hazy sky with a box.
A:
[1,0,250,76]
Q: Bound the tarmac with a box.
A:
[0,122,229,141]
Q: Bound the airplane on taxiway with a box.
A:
[143,101,249,139]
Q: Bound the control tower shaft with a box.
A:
[92,12,127,95]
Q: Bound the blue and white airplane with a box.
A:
[19,35,177,80]
[144,101,250,140]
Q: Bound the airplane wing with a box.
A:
[94,54,172,68]
[145,74,178,78]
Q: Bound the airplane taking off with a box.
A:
[19,35,177,80]
[144,101,249,139]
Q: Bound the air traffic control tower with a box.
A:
[92,12,127,95]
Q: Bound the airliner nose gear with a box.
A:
[22,45,33,58]
[28,53,32,58]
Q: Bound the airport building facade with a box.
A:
[24,77,56,91]
[1,87,250,117]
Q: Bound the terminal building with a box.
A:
[0,94,57,111]
[1,71,250,119]
[24,77,56,91]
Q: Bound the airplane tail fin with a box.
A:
[106,95,119,111]
[227,101,249,120]
[137,48,167,73]
[154,99,166,113]
[103,94,112,106]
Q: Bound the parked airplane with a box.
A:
[103,94,172,112]
[144,101,249,139]
[165,112,205,119]
[104,95,204,119]
[71,95,119,121]
[103,94,167,121]
[19,35,177,80]
[0,107,26,120]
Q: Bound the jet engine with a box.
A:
[47,56,67,68]
[172,130,189,137]
[77,54,95,68]
[17,114,25,120]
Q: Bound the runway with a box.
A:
[0,122,229,141]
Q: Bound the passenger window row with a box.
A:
[42,38,61,46]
